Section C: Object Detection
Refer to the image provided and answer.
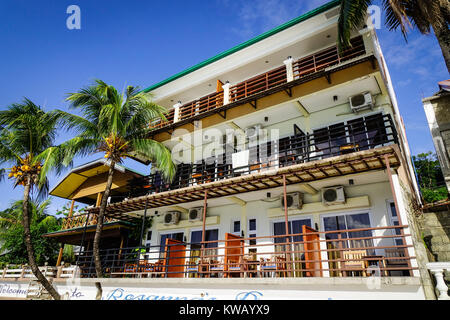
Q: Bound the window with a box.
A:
[388,202,403,246]
[313,113,389,159]
[146,231,152,245]
[348,114,388,151]
[323,212,374,254]
[159,232,184,254]
[190,229,219,261]
[248,219,257,246]
[231,220,241,236]
[273,219,312,244]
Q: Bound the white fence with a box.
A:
[427,262,450,300]
[0,265,79,280]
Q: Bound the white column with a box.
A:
[173,101,182,123]
[283,56,294,82]
[427,262,450,300]
[222,81,231,105]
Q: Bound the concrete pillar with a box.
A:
[222,81,231,105]
[391,172,437,299]
[283,56,294,82]
[173,101,182,123]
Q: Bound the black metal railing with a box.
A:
[130,113,398,197]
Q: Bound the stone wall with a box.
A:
[423,92,450,193]
[419,207,450,283]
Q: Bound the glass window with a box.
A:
[249,234,257,246]
[190,230,218,249]
[249,219,256,231]
[388,202,403,243]
[159,232,184,253]
[233,220,240,233]
[273,219,311,243]
[323,213,373,252]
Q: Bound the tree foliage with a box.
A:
[337,0,450,72]
[0,200,61,266]
[413,152,448,203]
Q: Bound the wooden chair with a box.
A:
[385,248,410,276]
[227,256,246,278]
[259,256,287,278]
[122,263,138,278]
[140,262,155,278]
[209,259,225,278]
[185,261,199,278]
[244,254,258,278]
[339,250,368,277]
[152,260,165,278]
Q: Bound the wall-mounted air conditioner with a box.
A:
[349,92,373,112]
[232,149,249,173]
[322,186,346,205]
[188,207,204,222]
[163,211,180,225]
[281,192,303,209]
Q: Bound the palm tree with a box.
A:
[0,99,68,300]
[61,80,175,297]
[337,0,450,72]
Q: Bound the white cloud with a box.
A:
[222,0,329,39]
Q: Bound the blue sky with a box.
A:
[0,0,448,214]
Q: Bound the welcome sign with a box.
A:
[0,283,29,298]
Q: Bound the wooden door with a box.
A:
[164,238,186,278]
[224,233,244,277]
[302,225,322,277]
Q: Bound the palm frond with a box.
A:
[129,138,176,181]
[338,0,373,51]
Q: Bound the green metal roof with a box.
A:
[142,0,340,93]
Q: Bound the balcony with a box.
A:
[149,36,367,131]
[132,113,398,197]
[61,213,117,231]
[75,225,416,279]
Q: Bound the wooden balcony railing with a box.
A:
[75,225,416,279]
[229,65,287,103]
[61,213,117,230]
[149,36,366,130]
[178,91,224,121]
[292,36,365,79]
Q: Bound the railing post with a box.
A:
[222,81,230,105]
[283,56,294,82]
[427,263,450,300]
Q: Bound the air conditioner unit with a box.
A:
[349,92,373,112]
[322,186,346,205]
[188,207,204,222]
[163,211,180,225]
[232,149,249,172]
[281,192,303,209]
[245,124,263,140]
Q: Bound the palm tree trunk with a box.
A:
[92,160,116,299]
[430,12,450,73]
[22,180,61,300]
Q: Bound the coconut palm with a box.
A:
[337,0,450,72]
[0,99,69,300]
[61,80,175,296]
